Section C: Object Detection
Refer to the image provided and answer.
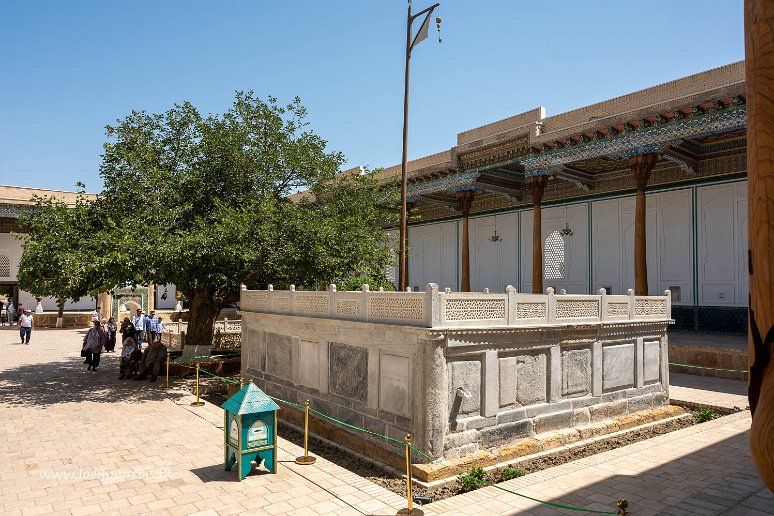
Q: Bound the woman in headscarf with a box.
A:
[82,320,105,372]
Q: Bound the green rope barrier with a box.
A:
[669,362,748,373]
[167,367,619,514]
[197,367,240,385]
[171,353,239,361]
[270,396,617,514]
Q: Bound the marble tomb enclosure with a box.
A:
[240,284,671,462]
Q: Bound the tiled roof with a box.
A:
[221,382,280,414]
[0,185,96,206]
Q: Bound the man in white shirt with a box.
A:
[18,309,33,344]
[131,309,145,350]
[92,307,101,323]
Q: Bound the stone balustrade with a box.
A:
[240,282,674,465]
[240,283,671,329]
[163,319,241,334]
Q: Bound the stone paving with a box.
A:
[0,326,772,515]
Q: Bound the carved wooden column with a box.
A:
[630,153,658,296]
[746,0,774,492]
[527,175,549,294]
[457,190,475,292]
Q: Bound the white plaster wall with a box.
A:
[591,189,690,300]
[0,233,95,311]
[520,204,589,294]
[469,212,519,292]
[697,182,748,307]
[408,221,458,291]
[155,284,178,310]
[0,233,23,282]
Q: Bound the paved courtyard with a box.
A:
[0,326,772,515]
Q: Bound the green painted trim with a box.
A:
[517,211,522,291]
[405,173,747,227]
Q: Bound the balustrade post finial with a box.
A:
[546,287,555,295]
[330,284,337,292]
[627,288,635,296]
[290,284,296,292]
[379,287,384,291]
[361,284,370,292]
[560,289,567,295]
[406,287,412,292]
[268,284,274,291]
[240,284,247,290]
[599,288,607,295]
[505,284,516,294]
[445,288,451,294]
[484,288,490,294]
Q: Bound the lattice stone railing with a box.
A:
[164,319,241,334]
[239,284,671,329]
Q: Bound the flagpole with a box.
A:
[398,1,440,292]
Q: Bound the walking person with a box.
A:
[82,320,105,372]
[131,309,145,350]
[91,306,101,323]
[18,309,33,344]
[106,317,117,352]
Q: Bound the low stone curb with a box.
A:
[413,405,686,482]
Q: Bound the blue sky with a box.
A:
[0,1,744,193]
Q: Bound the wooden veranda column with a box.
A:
[746,0,774,492]
[630,153,658,296]
[457,190,475,292]
[527,175,549,294]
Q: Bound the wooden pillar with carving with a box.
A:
[457,190,475,292]
[746,0,774,492]
[630,153,658,296]
[527,175,549,294]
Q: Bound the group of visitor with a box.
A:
[81,307,167,380]
[3,299,24,326]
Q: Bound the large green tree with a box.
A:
[89,92,396,348]
[16,192,110,319]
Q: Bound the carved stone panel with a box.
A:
[379,353,411,417]
[562,348,591,397]
[643,340,661,383]
[517,353,547,405]
[499,356,518,408]
[602,343,635,391]
[298,339,322,391]
[266,332,292,380]
[329,343,368,403]
[448,360,481,417]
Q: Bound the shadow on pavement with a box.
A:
[0,351,187,406]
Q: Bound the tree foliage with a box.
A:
[21,92,397,345]
[16,193,109,317]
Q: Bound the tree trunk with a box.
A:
[56,297,65,328]
[746,0,774,492]
[182,287,221,358]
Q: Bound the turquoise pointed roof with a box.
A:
[221,383,280,414]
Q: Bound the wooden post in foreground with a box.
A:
[746,0,774,492]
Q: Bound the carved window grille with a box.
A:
[0,255,9,278]
[544,230,565,280]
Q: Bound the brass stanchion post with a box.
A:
[161,352,171,390]
[239,376,244,389]
[190,362,205,407]
[295,400,316,465]
[397,434,423,515]
[617,499,629,516]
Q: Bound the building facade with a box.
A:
[381,62,747,332]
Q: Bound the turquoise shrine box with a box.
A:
[222,382,279,480]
